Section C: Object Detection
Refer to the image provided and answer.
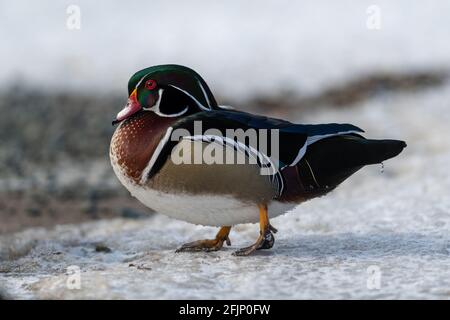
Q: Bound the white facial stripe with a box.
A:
[155,106,189,118]
[197,80,212,109]
[135,73,150,89]
[144,88,164,112]
[134,73,213,112]
[168,84,211,111]
[144,88,189,118]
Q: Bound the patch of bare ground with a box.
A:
[0,191,153,234]
[230,70,448,117]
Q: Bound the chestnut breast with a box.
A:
[110,112,176,184]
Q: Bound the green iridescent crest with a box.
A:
[127,64,218,110]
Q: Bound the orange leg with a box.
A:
[176,226,232,252]
[233,204,276,256]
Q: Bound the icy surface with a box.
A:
[1,82,450,299]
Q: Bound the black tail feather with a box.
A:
[303,135,406,188]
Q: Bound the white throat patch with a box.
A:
[144,88,189,118]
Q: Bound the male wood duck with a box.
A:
[110,64,406,256]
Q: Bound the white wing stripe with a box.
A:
[182,134,284,197]
[183,134,275,171]
[140,127,174,184]
[289,130,360,167]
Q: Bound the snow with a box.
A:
[2,1,450,97]
[1,82,450,299]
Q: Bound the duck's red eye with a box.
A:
[145,79,157,90]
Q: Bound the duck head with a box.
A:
[113,64,218,124]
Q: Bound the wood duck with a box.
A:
[110,64,406,256]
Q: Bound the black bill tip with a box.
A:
[112,119,121,126]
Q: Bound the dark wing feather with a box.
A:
[146,110,365,179]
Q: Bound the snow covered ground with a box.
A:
[1,81,449,299]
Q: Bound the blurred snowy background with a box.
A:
[0,0,449,299]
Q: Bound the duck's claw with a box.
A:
[269,224,278,234]
[176,238,225,252]
[232,229,275,256]
[259,230,275,249]
[233,204,276,256]
[175,226,231,253]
